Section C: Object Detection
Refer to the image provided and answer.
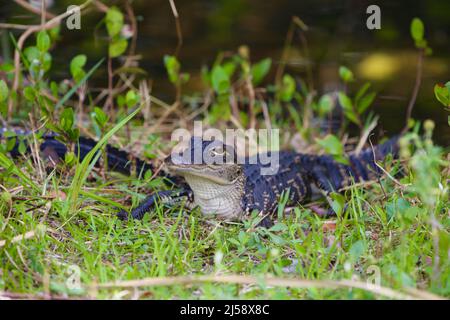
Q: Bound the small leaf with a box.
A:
[92,107,109,128]
[338,92,359,124]
[410,18,424,42]
[42,52,52,72]
[23,86,36,101]
[338,92,352,110]
[349,240,366,261]
[330,193,345,216]
[355,83,371,103]
[316,134,344,156]
[37,31,50,52]
[318,94,334,116]
[18,140,27,154]
[434,83,450,107]
[279,74,296,102]
[109,38,128,58]
[164,55,180,84]
[24,46,40,64]
[125,90,139,108]
[357,91,376,113]
[211,65,230,94]
[0,80,9,102]
[70,54,87,78]
[251,58,272,86]
[339,66,354,83]
[65,151,76,166]
[106,7,124,37]
[60,107,75,132]
[6,137,16,152]
[222,61,237,78]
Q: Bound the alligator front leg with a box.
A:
[117,188,194,220]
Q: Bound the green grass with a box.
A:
[0,136,448,299]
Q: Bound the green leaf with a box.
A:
[18,140,27,154]
[125,90,139,108]
[6,136,16,152]
[316,134,344,156]
[24,46,40,64]
[65,151,76,166]
[355,83,371,103]
[60,107,75,132]
[434,83,450,107]
[50,81,59,97]
[338,92,352,110]
[357,91,376,113]
[251,58,271,86]
[42,52,52,71]
[23,86,36,101]
[37,31,50,52]
[70,54,87,78]
[339,66,354,83]
[164,55,180,84]
[0,80,9,102]
[105,7,124,37]
[330,193,345,216]
[279,74,296,102]
[410,18,424,42]
[318,94,334,116]
[211,65,230,94]
[109,38,128,58]
[92,107,109,128]
[349,240,366,261]
[338,92,359,124]
[222,61,237,78]
[55,58,105,110]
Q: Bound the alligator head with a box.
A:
[164,137,246,220]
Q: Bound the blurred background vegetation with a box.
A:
[1,0,449,145]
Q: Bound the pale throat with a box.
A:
[183,173,244,220]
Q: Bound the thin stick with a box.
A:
[355,117,378,155]
[246,77,256,129]
[41,0,46,25]
[13,0,55,19]
[0,23,32,30]
[168,0,183,56]
[402,49,424,134]
[92,274,445,300]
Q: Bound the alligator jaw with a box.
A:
[166,164,238,185]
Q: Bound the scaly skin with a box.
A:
[163,136,399,221]
[1,128,399,223]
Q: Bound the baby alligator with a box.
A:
[1,128,399,223]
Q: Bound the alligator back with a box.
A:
[240,136,400,214]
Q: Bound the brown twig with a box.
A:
[92,274,445,300]
[355,117,378,155]
[402,49,424,134]
[275,16,309,89]
[13,0,55,19]
[168,0,183,57]
[40,0,46,25]
[246,77,256,129]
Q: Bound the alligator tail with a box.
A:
[348,135,400,182]
[0,128,163,179]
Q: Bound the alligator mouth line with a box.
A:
[167,164,235,185]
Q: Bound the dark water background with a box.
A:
[1,0,449,146]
